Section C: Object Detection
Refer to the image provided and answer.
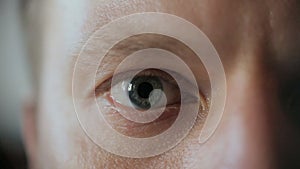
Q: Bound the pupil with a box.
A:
[137,82,153,99]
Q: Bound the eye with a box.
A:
[110,69,181,111]
[95,68,203,138]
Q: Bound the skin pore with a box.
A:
[23,0,300,169]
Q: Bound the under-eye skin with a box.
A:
[94,69,208,137]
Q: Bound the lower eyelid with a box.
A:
[105,106,180,127]
[96,89,208,139]
[98,94,180,137]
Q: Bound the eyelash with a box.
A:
[95,69,179,96]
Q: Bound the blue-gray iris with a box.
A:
[128,76,163,110]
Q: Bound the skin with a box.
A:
[23,0,300,168]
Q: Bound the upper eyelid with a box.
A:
[94,68,198,96]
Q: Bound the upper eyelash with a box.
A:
[94,68,190,97]
[94,69,173,96]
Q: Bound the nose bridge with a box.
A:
[219,59,280,169]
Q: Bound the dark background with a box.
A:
[0,0,29,168]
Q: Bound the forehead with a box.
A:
[38,0,300,74]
